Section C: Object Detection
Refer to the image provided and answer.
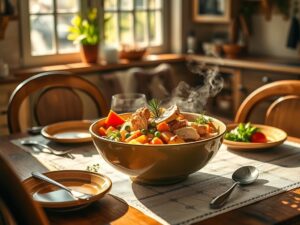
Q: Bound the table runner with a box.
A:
[12,136,300,225]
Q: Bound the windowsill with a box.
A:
[0,54,185,84]
[14,54,185,78]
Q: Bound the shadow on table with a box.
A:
[45,194,129,224]
[131,172,277,224]
[227,143,300,168]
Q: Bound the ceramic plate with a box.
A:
[23,170,112,209]
[223,124,287,150]
[41,120,92,143]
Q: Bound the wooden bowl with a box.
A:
[90,112,226,185]
[222,44,243,59]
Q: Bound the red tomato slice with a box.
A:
[250,132,267,143]
[105,110,125,127]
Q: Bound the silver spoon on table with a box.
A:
[210,166,259,209]
[20,140,73,157]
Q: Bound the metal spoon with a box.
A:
[20,140,73,156]
[31,172,92,200]
[210,166,259,209]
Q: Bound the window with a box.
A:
[103,0,163,49]
[29,0,80,56]
[21,0,166,66]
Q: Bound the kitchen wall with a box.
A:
[181,1,300,59]
[0,0,19,68]
[1,0,299,71]
[249,14,300,58]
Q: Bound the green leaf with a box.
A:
[224,123,258,142]
[67,8,100,45]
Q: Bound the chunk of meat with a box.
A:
[174,127,200,141]
[130,107,150,131]
[130,114,148,131]
[135,107,151,120]
[154,105,180,124]
[169,119,188,131]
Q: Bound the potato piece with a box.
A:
[160,131,174,143]
[168,135,185,144]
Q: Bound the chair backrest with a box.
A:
[0,153,49,225]
[7,71,109,133]
[235,80,300,138]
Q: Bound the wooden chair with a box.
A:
[0,153,49,225]
[7,71,109,133]
[235,80,300,138]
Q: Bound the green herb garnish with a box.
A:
[107,131,121,141]
[224,123,258,142]
[194,114,212,125]
[148,98,162,118]
[86,163,100,173]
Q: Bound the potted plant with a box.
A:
[68,8,99,63]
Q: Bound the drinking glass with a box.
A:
[111,93,147,113]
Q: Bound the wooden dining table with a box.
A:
[1,132,300,225]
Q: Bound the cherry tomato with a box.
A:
[250,132,267,143]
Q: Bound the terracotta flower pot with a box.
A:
[80,44,99,63]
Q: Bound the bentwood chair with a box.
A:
[235,80,300,138]
[7,71,109,134]
[0,153,49,225]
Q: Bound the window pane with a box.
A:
[57,14,78,53]
[104,0,118,10]
[120,0,133,10]
[149,0,161,9]
[135,11,147,45]
[104,13,119,45]
[120,13,133,44]
[149,11,162,45]
[29,0,53,14]
[30,15,55,56]
[57,0,79,13]
[135,0,146,9]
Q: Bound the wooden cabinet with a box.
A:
[207,67,242,119]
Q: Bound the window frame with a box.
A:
[100,0,167,52]
[20,0,168,67]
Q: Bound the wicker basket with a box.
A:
[119,48,147,60]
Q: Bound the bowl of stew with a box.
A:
[90,104,226,185]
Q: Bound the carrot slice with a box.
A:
[98,127,107,136]
[105,110,125,127]
[156,122,170,132]
[150,137,164,145]
[125,130,142,143]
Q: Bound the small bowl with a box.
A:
[90,112,226,185]
[222,44,243,59]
